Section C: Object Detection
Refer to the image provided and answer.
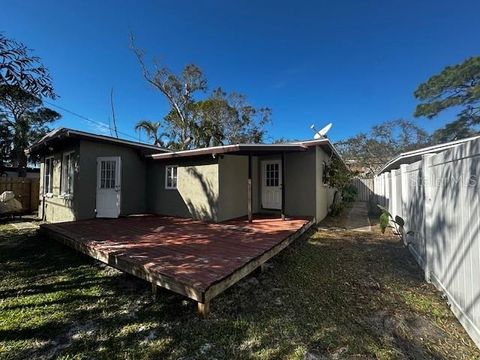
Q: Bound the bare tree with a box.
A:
[130,34,206,149]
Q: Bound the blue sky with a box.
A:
[3,0,480,143]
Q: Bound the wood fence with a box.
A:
[374,137,480,348]
[351,177,374,201]
[0,177,40,214]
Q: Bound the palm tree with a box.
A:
[134,120,169,147]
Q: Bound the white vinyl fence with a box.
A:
[374,138,480,348]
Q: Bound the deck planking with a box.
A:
[40,215,313,314]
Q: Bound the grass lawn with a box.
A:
[0,222,478,359]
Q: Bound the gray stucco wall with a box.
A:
[217,149,322,220]
[253,147,332,222]
[77,140,148,219]
[284,149,317,217]
[146,157,220,221]
[38,139,335,224]
[218,155,248,221]
[315,146,332,222]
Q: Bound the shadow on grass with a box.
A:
[0,227,478,359]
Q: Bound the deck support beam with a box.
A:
[248,153,253,223]
[281,151,286,220]
[197,301,210,318]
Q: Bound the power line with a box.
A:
[43,100,140,142]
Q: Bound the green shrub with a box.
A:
[342,184,358,202]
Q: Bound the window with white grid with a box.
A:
[44,157,54,194]
[165,165,178,189]
[100,160,116,189]
[61,152,75,195]
[265,163,279,187]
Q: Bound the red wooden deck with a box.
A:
[40,216,313,311]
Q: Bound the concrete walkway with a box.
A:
[344,201,371,232]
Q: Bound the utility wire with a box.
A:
[43,100,140,142]
[110,88,119,138]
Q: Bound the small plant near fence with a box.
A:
[324,158,357,216]
[342,184,358,203]
[378,205,414,244]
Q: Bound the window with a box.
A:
[100,160,116,189]
[44,157,54,194]
[165,165,178,189]
[265,163,279,187]
[61,152,75,196]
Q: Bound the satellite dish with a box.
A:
[311,123,332,139]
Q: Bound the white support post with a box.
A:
[400,164,408,246]
[390,170,397,216]
[422,154,434,282]
[382,173,387,206]
[399,165,408,218]
[385,173,390,209]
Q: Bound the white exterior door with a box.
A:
[261,160,282,209]
[96,156,121,218]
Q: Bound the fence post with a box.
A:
[422,154,434,282]
[384,172,390,209]
[391,170,398,216]
[381,173,386,206]
[399,164,408,245]
[30,179,40,213]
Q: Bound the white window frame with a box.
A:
[61,151,75,198]
[165,165,178,189]
[44,156,54,196]
[99,158,118,189]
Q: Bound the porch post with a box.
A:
[281,151,286,220]
[248,153,253,223]
[197,301,210,318]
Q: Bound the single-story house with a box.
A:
[28,127,340,223]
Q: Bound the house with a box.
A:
[32,127,341,315]
[28,127,339,224]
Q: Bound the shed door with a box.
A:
[261,160,282,209]
[96,156,121,218]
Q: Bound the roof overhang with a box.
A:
[146,138,341,160]
[27,127,170,155]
